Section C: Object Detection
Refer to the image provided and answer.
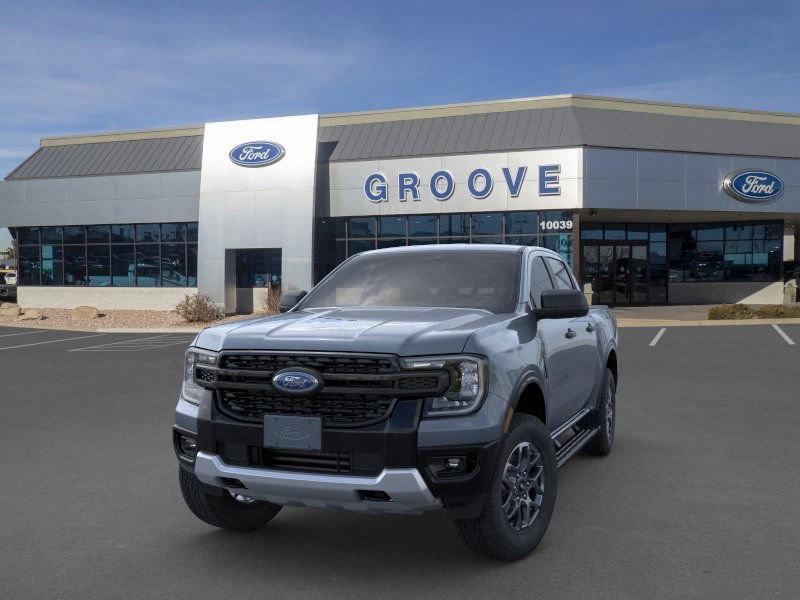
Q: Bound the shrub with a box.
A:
[707,304,757,320]
[754,304,800,318]
[256,283,283,314]
[176,294,223,323]
[708,303,800,320]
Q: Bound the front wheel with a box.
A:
[453,414,557,560]
[179,468,282,532]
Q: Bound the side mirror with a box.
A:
[278,290,307,313]
[535,289,589,319]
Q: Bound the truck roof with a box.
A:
[357,244,560,258]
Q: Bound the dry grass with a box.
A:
[708,304,800,320]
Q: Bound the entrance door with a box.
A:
[582,243,648,305]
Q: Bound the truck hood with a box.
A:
[193,307,508,356]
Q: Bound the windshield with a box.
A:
[299,249,522,313]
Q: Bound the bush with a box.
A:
[707,304,757,320]
[256,283,282,314]
[708,304,800,320]
[176,294,223,323]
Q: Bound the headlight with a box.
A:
[400,355,488,417]
[182,348,218,405]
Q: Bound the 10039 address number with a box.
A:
[539,220,573,232]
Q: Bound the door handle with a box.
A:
[586,322,596,333]
[565,328,577,339]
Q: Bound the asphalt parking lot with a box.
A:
[1,324,799,599]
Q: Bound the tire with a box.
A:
[453,414,557,561]
[179,468,282,532]
[585,368,616,456]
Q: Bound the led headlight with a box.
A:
[400,355,488,417]
[182,348,218,405]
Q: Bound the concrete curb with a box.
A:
[0,321,203,333]
[618,318,800,328]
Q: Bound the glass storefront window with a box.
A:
[440,214,468,237]
[111,245,136,287]
[18,227,40,245]
[378,216,405,238]
[349,217,376,238]
[162,244,187,286]
[111,224,135,243]
[161,223,186,243]
[86,225,110,244]
[581,224,603,240]
[87,245,111,286]
[41,245,63,286]
[471,213,503,236]
[506,212,537,235]
[136,224,161,243]
[41,227,63,245]
[64,246,87,285]
[409,215,437,237]
[136,245,160,286]
[64,226,85,244]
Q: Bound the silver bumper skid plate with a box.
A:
[193,452,441,514]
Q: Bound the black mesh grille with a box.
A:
[398,375,440,391]
[218,390,395,427]
[220,353,397,374]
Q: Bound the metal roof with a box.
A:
[320,106,800,161]
[8,94,800,180]
[319,107,582,161]
[6,135,203,180]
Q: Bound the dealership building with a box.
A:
[0,94,798,312]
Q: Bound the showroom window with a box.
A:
[13,223,199,287]
[316,210,574,282]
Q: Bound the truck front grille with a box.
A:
[218,389,396,427]
[220,353,396,375]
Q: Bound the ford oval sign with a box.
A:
[229,141,285,168]
[723,169,784,203]
[272,369,321,395]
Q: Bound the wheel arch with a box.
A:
[504,373,547,432]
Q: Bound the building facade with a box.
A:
[1,94,798,312]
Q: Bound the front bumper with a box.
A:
[194,451,440,514]
[174,392,501,516]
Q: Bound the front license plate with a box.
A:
[263,415,322,451]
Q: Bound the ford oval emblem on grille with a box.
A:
[272,369,321,395]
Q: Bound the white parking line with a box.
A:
[0,333,106,351]
[0,330,49,339]
[771,324,796,346]
[69,334,193,352]
[649,327,667,347]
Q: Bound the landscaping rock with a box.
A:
[1,302,19,309]
[17,309,43,321]
[0,305,22,317]
[72,305,100,320]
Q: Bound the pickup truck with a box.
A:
[174,244,618,560]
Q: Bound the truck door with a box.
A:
[542,256,599,416]
[531,256,597,428]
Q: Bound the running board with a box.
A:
[555,426,600,468]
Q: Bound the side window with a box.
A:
[530,256,555,307]
[545,257,575,290]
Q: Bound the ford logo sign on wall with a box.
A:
[272,369,321,395]
[723,170,784,203]
[229,141,285,167]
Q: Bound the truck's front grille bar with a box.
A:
[217,390,396,428]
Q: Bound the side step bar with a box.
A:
[555,426,600,468]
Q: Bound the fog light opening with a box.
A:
[358,490,394,502]
[178,435,198,460]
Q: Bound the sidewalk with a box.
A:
[612,305,800,327]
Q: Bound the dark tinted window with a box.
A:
[300,250,521,313]
[530,257,555,307]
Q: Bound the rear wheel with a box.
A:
[179,468,282,532]
[585,368,616,456]
[453,414,557,560]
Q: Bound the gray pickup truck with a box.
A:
[174,245,618,560]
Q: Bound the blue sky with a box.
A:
[1,0,800,249]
